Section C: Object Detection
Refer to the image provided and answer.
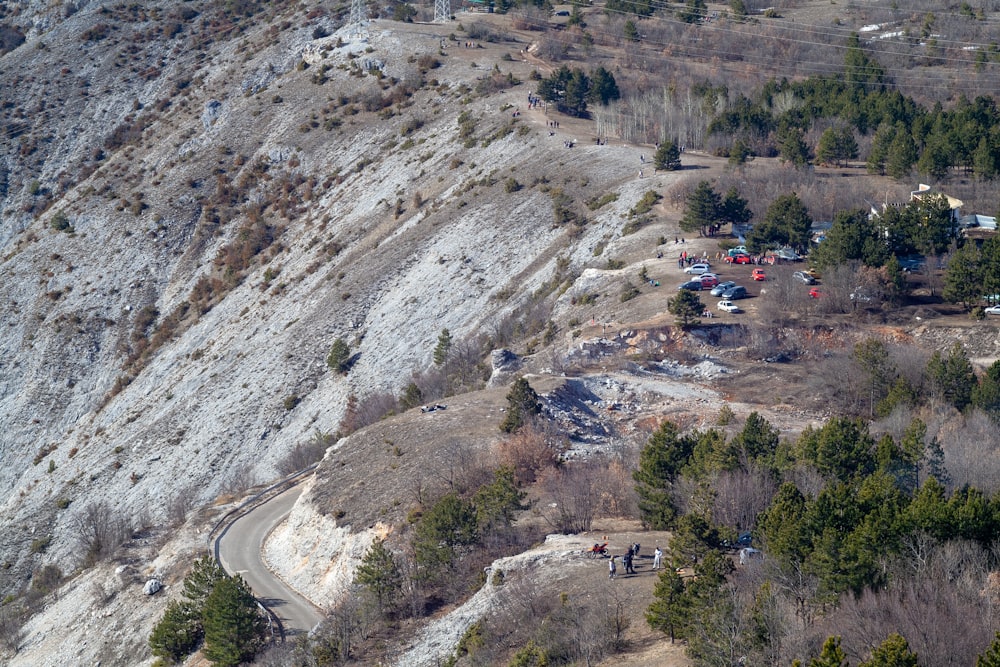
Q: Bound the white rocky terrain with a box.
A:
[6,2,1000,666]
[0,1,690,663]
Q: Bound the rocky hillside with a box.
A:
[0,0,668,619]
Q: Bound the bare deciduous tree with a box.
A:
[712,466,777,533]
[74,501,131,565]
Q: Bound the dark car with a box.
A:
[721,285,748,300]
[678,280,703,291]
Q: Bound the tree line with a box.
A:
[638,399,1000,664]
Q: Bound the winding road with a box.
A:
[216,484,324,638]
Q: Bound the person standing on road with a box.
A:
[653,547,663,571]
[609,556,617,579]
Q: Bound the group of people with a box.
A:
[607,543,664,579]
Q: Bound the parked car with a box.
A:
[776,247,801,261]
[699,274,720,288]
[986,305,1000,316]
[792,271,815,284]
[721,285,748,300]
[711,281,737,296]
[727,246,748,257]
[726,253,752,265]
[804,268,821,280]
[684,263,712,275]
[678,280,703,291]
[809,287,821,299]
[717,299,742,313]
[751,268,767,281]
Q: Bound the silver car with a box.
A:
[711,281,737,296]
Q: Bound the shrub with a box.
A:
[50,210,71,232]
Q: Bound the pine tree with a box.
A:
[977,632,1000,666]
[654,139,681,171]
[720,188,753,228]
[633,421,694,529]
[646,567,689,643]
[926,342,976,411]
[201,575,267,667]
[811,635,847,667]
[413,493,479,576]
[326,337,351,374]
[499,377,542,433]
[860,632,918,666]
[354,539,403,616]
[668,290,703,329]
[472,466,527,530]
[433,328,452,366]
[183,556,226,607]
[679,181,720,235]
[149,600,203,664]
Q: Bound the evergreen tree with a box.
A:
[354,538,403,616]
[400,381,424,410]
[149,600,203,664]
[679,181,721,235]
[973,136,998,181]
[926,342,975,411]
[679,0,707,23]
[758,482,809,562]
[719,188,753,228]
[728,138,753,165]
[886,126,918,180]
[473,466,527,530]
[977,632,1000,666]
[748,192,812,253]
[563,69,591,117]
[778,126,810,168]
[646,567,689,642]
[654,138,682,171]
[905,476,950,539]
[867,122,896,175]
[327,337,351,374]
[917,133,952,179]
[668,290,704,329]
[730,411,779,465]
[433,328,452,366]
[815,127,841,166]
[973,360,1000,419]
[183,556,227,607]
[413,493,479,576]
[499,377,542,433]
[943,242,983,306]
[633,421,695,529]
[623,19,639,42]
[588,66,620,105]
[201,575,267,667]
[811,635,847,666]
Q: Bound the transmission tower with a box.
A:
[434,0,451,23]
[349,0,367,36]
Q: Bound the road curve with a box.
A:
[216,484,325,637]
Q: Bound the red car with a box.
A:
[751,268,767,281]
[809,287,821,298]
[699,274,720,288]
[726,254,752,264]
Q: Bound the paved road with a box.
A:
[216,484,324,638]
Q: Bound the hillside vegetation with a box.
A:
[2,0,1000,665]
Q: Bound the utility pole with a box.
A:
[434,0,451,23]
[349,0,367,37]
